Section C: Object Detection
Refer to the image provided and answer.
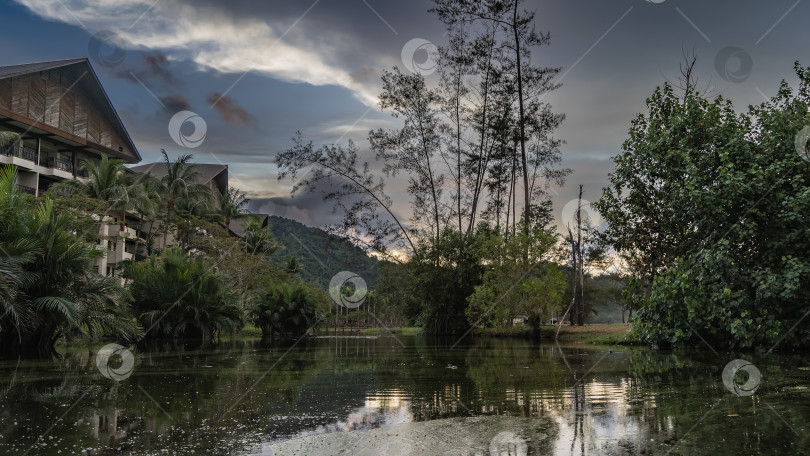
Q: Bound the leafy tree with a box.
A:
[242,217,280,256]
[595,63,810,350]
[465,225,564,335]
[0,166,137,358]
[372,260,420,326]
[125,247,243,344]
[412,228,486,334]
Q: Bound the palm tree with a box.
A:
[241,217,280,256]
[213,186,250,231]
[285,256,301,275]
[128,172,161,258]
[156,149,213,247]
[1,165,139,358]
[0,131,20,151]
[50,155,135,230]
[250,281,318,340]
[125,247,243,344]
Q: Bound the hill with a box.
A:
[266,216,380,289]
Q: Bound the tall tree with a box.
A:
[370,68,446,249]
[431,0,563,239]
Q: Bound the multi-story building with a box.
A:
[0,58,141,194]
[1,58,246,279]
[0,58,143,278]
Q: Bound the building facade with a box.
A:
[0,58,141,194]
[0,58,143,278]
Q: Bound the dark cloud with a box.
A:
[160,94,191,113]
[247,193,344,227]
[207,93,253,126]
[142,53,175,84]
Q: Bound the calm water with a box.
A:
[1,336,809,455]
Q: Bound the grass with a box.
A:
[544,323,636,345]
[340,324,637,345]
[55,324,637,351]
[357,327,421,336]
[472,323,636,345]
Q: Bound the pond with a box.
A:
[1,335,808,455]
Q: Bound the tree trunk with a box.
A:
[513,2,531,242]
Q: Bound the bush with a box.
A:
[125,247,243,344]
[250,282,319,339]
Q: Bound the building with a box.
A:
[1,58,246,279]
[0,58,143,279]
[0,58,141,195]
[127,162,230,251]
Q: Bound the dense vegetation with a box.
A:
[594,63,810,350]
[7,0,806,357]
[0,167,137,357]
[125,247,243,344]
[0,148,326,357]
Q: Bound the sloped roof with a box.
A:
[0,58,141,162]
[0,58,88,79]
[129,162,228,184]
[229,213,269,238]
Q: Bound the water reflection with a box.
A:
[0,337,808,455]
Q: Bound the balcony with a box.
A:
[45,157,74,174]
[16,184,36,195]
[107,248,133,264]
[1,145,37,163]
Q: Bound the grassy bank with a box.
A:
[472,323,635,345]
[57,324,635,351]
[354,324,636,345]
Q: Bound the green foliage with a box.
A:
[466,226,565,332]
[242,217,280,256]
[0,166,137,358]
[371,261,421,326]
[250,282,320,338]
[125,247,243,344]
[597,63,810,350]
[211,186,250,230]
[412,229,486,335]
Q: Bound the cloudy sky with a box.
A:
[3,0,809,231]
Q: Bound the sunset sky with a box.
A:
[3,0,809,231]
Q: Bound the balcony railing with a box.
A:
[45,157,74,174]
[1,145,37,162]
[2,145,91,177]
[16,184,36,195]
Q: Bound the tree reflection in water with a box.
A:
[0,337,808,455]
